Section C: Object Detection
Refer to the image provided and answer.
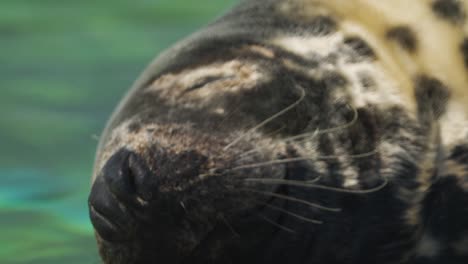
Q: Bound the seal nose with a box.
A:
[88,149,141,242]
[89,148,209,242]
[103,148,151,204]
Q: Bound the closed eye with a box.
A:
[184,75,235,93]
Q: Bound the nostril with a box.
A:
[128,152,154,202]
[102,148,156,206]
[102,149,140,205]
[98,147,210,211]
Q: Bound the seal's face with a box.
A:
[89,59,336,264]
[89,55,391,263]
[90,0,468,263]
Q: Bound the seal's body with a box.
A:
[89,1,468,263]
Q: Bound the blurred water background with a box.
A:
[0,1,235,263]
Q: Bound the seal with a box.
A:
[89,1,468,263]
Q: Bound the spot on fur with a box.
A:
[414,75,451,118]
[460,37,468,68]
[386,26,418,53]
[432,0,466,24]
[343,36,376,61]
[307,15,337,36]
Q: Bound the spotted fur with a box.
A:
[90,1,468,263]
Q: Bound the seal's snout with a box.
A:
[89,120,300,264]
[89,147,236,263]
[89,147,211,243]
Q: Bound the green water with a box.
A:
[0,1,235,263]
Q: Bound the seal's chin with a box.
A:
[92,211,283,264]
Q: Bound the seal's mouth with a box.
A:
[89,204,125,241]
[88,175,135,243]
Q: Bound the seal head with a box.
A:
[88,0,468,263]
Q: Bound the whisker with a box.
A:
[235,126,287,163]
[284,104,359,142]
[213,102,243,131]
[235,106,357,161]
[293,128,320,145]
[223,84,306,151]
[195,100,244,148]
[242,188,341,212]
[255,213,296,233]
[236,145,276,162]
[219,215,241,237]
[265,124,287,138]
[304,175,322,184]
[242,176,323,186]
[244,176,388,194]
[230,149,377,171]
[259,202,323,224]
[198,172,222,178]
